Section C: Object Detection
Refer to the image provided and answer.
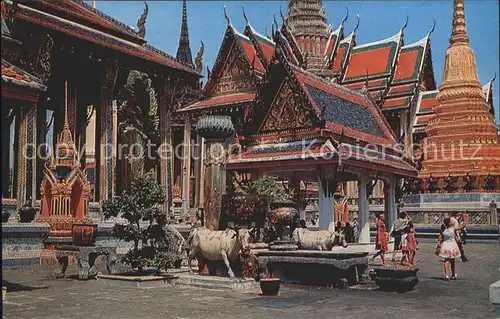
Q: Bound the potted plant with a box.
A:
[72,219,98,246]
[18,199,36,222]
[259,271,281,295]
[102,171,180,274]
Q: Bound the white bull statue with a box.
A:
[292,228,348,251]
[185,227,253,278]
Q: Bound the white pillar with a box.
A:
[318,173,334,231]
[358,175,370,243]
[387,177,397,231]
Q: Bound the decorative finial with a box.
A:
[353,14,360,33]
[242,4,248,25]
[206,66,211,79]
[194,40,204,73]
[341,7,349,26]
[224,5,230,25]
[92,0,96,9]
[428,19,436,36]
[401,15,409,32]
[451,0,469,44]
[64,80,69,129]
[273,13,278,29]
[492,72,497,83]
[280,5,285,23]
[265,26,269,38]
[271,22,275,38]
[136,1,148,38]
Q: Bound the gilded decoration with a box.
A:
[213,44,256,94]
[260,80,312,132]
[420,0,500,190]
[38,82,92,244]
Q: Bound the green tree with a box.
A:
[102,171,177,272]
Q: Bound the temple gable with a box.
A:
[212,42,257,95]
[259,79,313,132]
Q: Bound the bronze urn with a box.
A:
[18,200,36,223]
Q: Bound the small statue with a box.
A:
[427,175,440,193]
[462,172,476,191]
[483,173,496,191]
[443,174,457,192]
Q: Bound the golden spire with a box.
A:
[56,81,77,166]
[450,0,468,45]
[439,0,480,93]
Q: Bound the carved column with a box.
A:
[16,104,37,206]
[196,115,234,230]
[358,175,370,243]
[181,117,192,211]
[98,63,118,203]
[156,79,173,214]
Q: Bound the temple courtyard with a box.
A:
[2,242,499,319]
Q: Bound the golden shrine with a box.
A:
[419,0,500,192]
[37,82,92,245]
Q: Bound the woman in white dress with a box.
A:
[438,217,466,280]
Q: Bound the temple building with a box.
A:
[176,0,498,234]
[1,0,202,219]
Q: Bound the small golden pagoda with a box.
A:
[38,82,92,246]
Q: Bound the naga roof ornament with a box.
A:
[136,1,148,38]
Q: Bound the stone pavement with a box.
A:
[2,243,499,319]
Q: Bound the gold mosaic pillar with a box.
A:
[16,104,37,207]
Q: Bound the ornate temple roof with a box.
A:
[11,0,200,74]
[178,19,263,113]
[290,65,396,146]
[244,24,275,67]
[1,58,46,91]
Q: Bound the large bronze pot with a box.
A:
[18,201,36,222]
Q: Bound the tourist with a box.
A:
[391,211,410,262]
[460,211,468,245]
[344,222,355,243]
[406,221,417,266]
[372,213,388,265]
[437,217,466,280]
[450,212,469,262]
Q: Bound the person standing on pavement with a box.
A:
[372,212,388,265]
[390,211,410,262]
[450,212,469,262]
[438,217,466,280]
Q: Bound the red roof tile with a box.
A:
[331,45,347,73]
[382,96,410,109]
[393,49,420,82]
[343,32,401,81]
[237,35,265,72]
[387,83,417,96]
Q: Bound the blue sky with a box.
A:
[92,0,499,121]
